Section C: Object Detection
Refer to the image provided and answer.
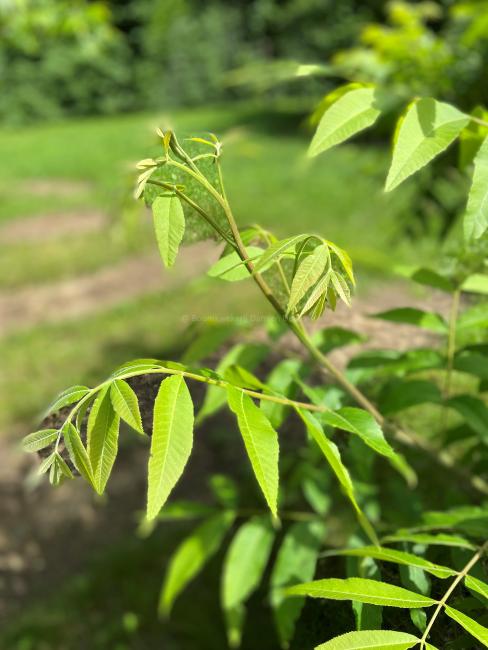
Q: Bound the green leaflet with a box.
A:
[320,407,415,486]
[385,98,469,192]
[160,511,234,617]
[45,385,90,416]
[253,234,310,273]
[308,86,382,157]
[382,533,474,550]
[22,429,58,452]
[152,194,185,268]
[297,409,378,545]
[287,244,329,315]
[270,521,326,648]
[462,273,488,295]
[325,240,355,285]
[454,351,488,380]
[110,379,144,434]
[207,246,264,281]
[314,629,420,650]
[329,546,456,579]
[465,574,488,601]
[371,308,448,334]
[87,386,121,494]
[110,358,162,379]
[49,452,74,486]
[227,386,279,517]
[221,515,275,644]
[464,135,488,240]
[147,375,194,520]
[286,577,437,608]
[222,515,275,609]
[62,422,96,491]
[299,270,332,317]
[445,605,488,647]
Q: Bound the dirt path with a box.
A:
[0,241,219,337]
[0,210,106,244]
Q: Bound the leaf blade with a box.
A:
[110,379,144,434]
[147,375,194,520]
[152,194,186,268]
[314,629,420,650]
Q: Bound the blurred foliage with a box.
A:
[334,0,488,109]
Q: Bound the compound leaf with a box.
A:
[287,245,329,314]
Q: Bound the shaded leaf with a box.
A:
[446,395,488,442]
[222,515,275,612]
[371,308,447,333]
[297,409,378,545]
[382,533,475,550]
[160,511,234,617]
[379,380,441,415]
[271,521,326,648]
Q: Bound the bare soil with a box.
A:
[0,210,106,245]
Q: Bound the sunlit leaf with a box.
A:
[45,385,90,416]
[287,245,329,315]
[309,86,382,157]
[286,577,437,608]
[62,422,96,490]
[465,575,488,602]
[87,387,120,494]
[147,375,194,520]
[314,629,420,650]
[208,246,264,281]
[444,605,488,647]
[329,546,456,579]
[227,387,279,517]
[110,379,144,434]
[253,234,309,273]
[385,98,469,192]
[22,429,58,453]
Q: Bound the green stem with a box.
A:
[468,115,488,129]
[420,540,488,648]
